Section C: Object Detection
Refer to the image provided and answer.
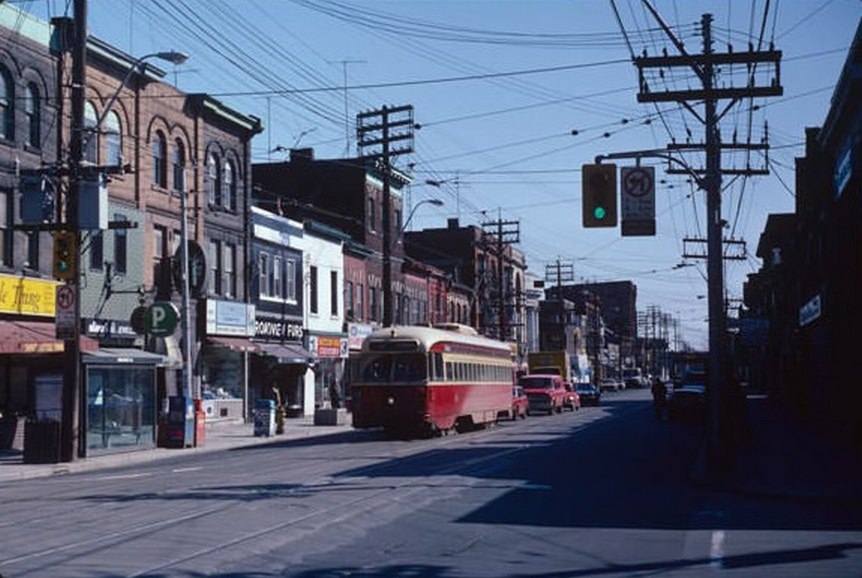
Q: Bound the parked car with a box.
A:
[519,374,567,415]
[562,382,581,411]
[576,383,601,406]
[509,385,528,420]
[622,367,649,389]
[599,378,622,392]
[668,371,707,422]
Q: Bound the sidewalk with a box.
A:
[0,414,351,484]
[690,392,862,507]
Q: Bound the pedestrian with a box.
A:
[651,376,667,420]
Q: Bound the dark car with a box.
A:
[509,385,528,420]
[668,371,707,422]
[576,383,601,406]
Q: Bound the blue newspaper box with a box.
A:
[254,399,276,437]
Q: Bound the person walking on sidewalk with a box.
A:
[651,376,667,420]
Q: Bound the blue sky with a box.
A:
[21,0,861,348]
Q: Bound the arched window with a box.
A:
[151,131,167,188]
[222,160,236,210]
[25,83,40,148]
[206,153,221,205]
[84,102,99,164]
[172,139,185,192]
[104,111,122,166]
[0,69,13,141]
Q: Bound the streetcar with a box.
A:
[349,324,515,437]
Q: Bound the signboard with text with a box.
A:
[621,166,656,237]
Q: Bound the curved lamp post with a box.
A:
[401,198,443,236]
[97,51,188,126]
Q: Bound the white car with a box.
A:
[599,378,622,392]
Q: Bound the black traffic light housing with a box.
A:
[582,163,618,228]
[52,229,77,281]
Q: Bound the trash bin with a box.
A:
[253,399,276,437]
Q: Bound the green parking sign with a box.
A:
[146,302,180,337]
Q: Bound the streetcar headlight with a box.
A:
[387,396,395,406]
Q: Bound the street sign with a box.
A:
[146,302,180,337]
[55,284,76,339]
[621,166,656,237]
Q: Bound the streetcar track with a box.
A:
[2,403,615,575]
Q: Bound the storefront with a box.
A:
[198,298,257,421]
[308,333,348,410]
[252,315,313,418]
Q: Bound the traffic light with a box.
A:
[52,229,77,281]
[582,163,618,227]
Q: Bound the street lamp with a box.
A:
[401,198,443,235]
[97,51,188,127]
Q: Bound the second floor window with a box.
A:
[223,161,236,211]
[207,153,221,206]
[84,102,98,164]
[114,214,128,274]
[104,111,122,166]
[222,243,236,298]
[25,83,40,148]
[367,197,375,231]
[0,190,11,266]
[258,251,269,297]
[285,258,297,301]
[330,270,338,316]
[172,140,185,192]
[152,132,167,188]
[0,69,13,141]
[309,265,318,314]
[26,232,39,271]
[89,230,104,271]
[273,255,282,298]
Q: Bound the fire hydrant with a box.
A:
[272,387,286,434]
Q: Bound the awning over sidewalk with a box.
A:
[82,348,167,365]
[207,336,260,353]
[0,320,98,354]
[255,341,314,365]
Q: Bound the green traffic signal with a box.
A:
[594,206,607,220]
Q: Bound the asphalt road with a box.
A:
[1,388,861,578]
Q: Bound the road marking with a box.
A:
[94,473,152,481]
[171,467,203,473]
[710,530,725,568]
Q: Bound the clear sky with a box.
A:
[21,0,861,349]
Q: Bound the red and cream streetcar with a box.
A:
[349,324,515,437]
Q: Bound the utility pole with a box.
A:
[356,105,415,327]
[482,214,519,341]
[634,8,782,472]
[60,0,87,461]
[545,260,574,349]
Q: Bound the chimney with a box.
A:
[447,218,460,230]
[290,148,314,163]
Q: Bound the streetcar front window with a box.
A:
[357,354,427,383]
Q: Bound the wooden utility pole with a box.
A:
[634,9,782,471]
[481,215,519,341]
[356,105,414,327]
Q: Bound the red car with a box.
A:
[509,385,528,420]
[563,382,581,411]
[519,374,567,415]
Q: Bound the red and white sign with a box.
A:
[55,284,76,339]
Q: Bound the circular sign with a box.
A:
[146,302,180,337]
[56,285,75,311]
[172,240,208,298]
[622,167,653,198]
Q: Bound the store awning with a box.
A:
[207,336,260,352]
[0,320,98,354]
[255,341,314,364]
[82,348,167,365]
